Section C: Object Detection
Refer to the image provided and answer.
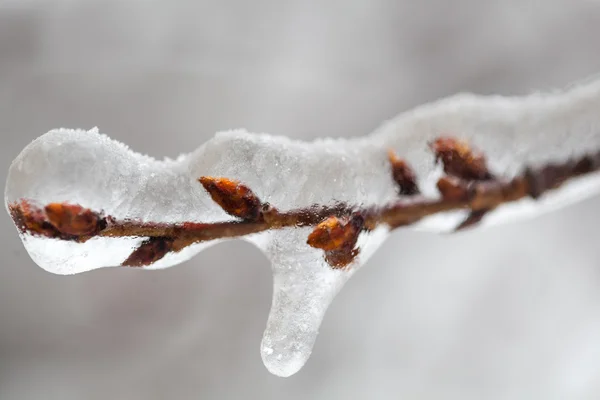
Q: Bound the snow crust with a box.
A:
[5,78,600,376]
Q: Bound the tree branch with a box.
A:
[8,136,600,269]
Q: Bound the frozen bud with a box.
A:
[199,176,262,220]
[307,215,363,251]
[45,203,103,236]
[8,200,58,238]
[387,150,420,196]
[307,215,364,269]
[430,136,493,181]
[122,237,174,267]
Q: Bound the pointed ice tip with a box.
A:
[260,302,320,377]
[260,343,308,377]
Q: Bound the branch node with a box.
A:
[437,176,469,201]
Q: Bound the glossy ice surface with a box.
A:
[6,78,600,376]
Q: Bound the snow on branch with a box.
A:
[5,77,600,376]
[8,138,600,269]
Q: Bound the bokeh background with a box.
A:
[2,1,600,399]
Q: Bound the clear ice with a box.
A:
[6,78,600,376]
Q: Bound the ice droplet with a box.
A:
[5,77,600,376]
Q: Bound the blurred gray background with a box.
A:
[1,1,600,399]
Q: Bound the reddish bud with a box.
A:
[430,136,493,181]
[199,177,262,221]
[307,215,364,269]
[9,200,58,238]
[44,203,102,236]
[9,200,105,241]
[122,237,174,267]
[307,216,362,251]
[388,150,420,196]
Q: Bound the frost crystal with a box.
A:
[5,78,600,376]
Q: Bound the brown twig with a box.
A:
[8,136,600,269]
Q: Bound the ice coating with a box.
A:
[254,226,389,377]
[5,78,600,376]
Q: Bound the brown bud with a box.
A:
[307,214,364,269]
[9,200,58,238]
[324,248,360,269]
[199,177,262,221]
[45,203,102,236]
[430,136,493,181]
[388,150,420,196]
[307,215,363,251]
[436,176,469,201]
[122,237,174,267]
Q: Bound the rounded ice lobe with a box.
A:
[4,128,222,274]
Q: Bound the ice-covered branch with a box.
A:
[5,77,600,377]
[9,138,600,270]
